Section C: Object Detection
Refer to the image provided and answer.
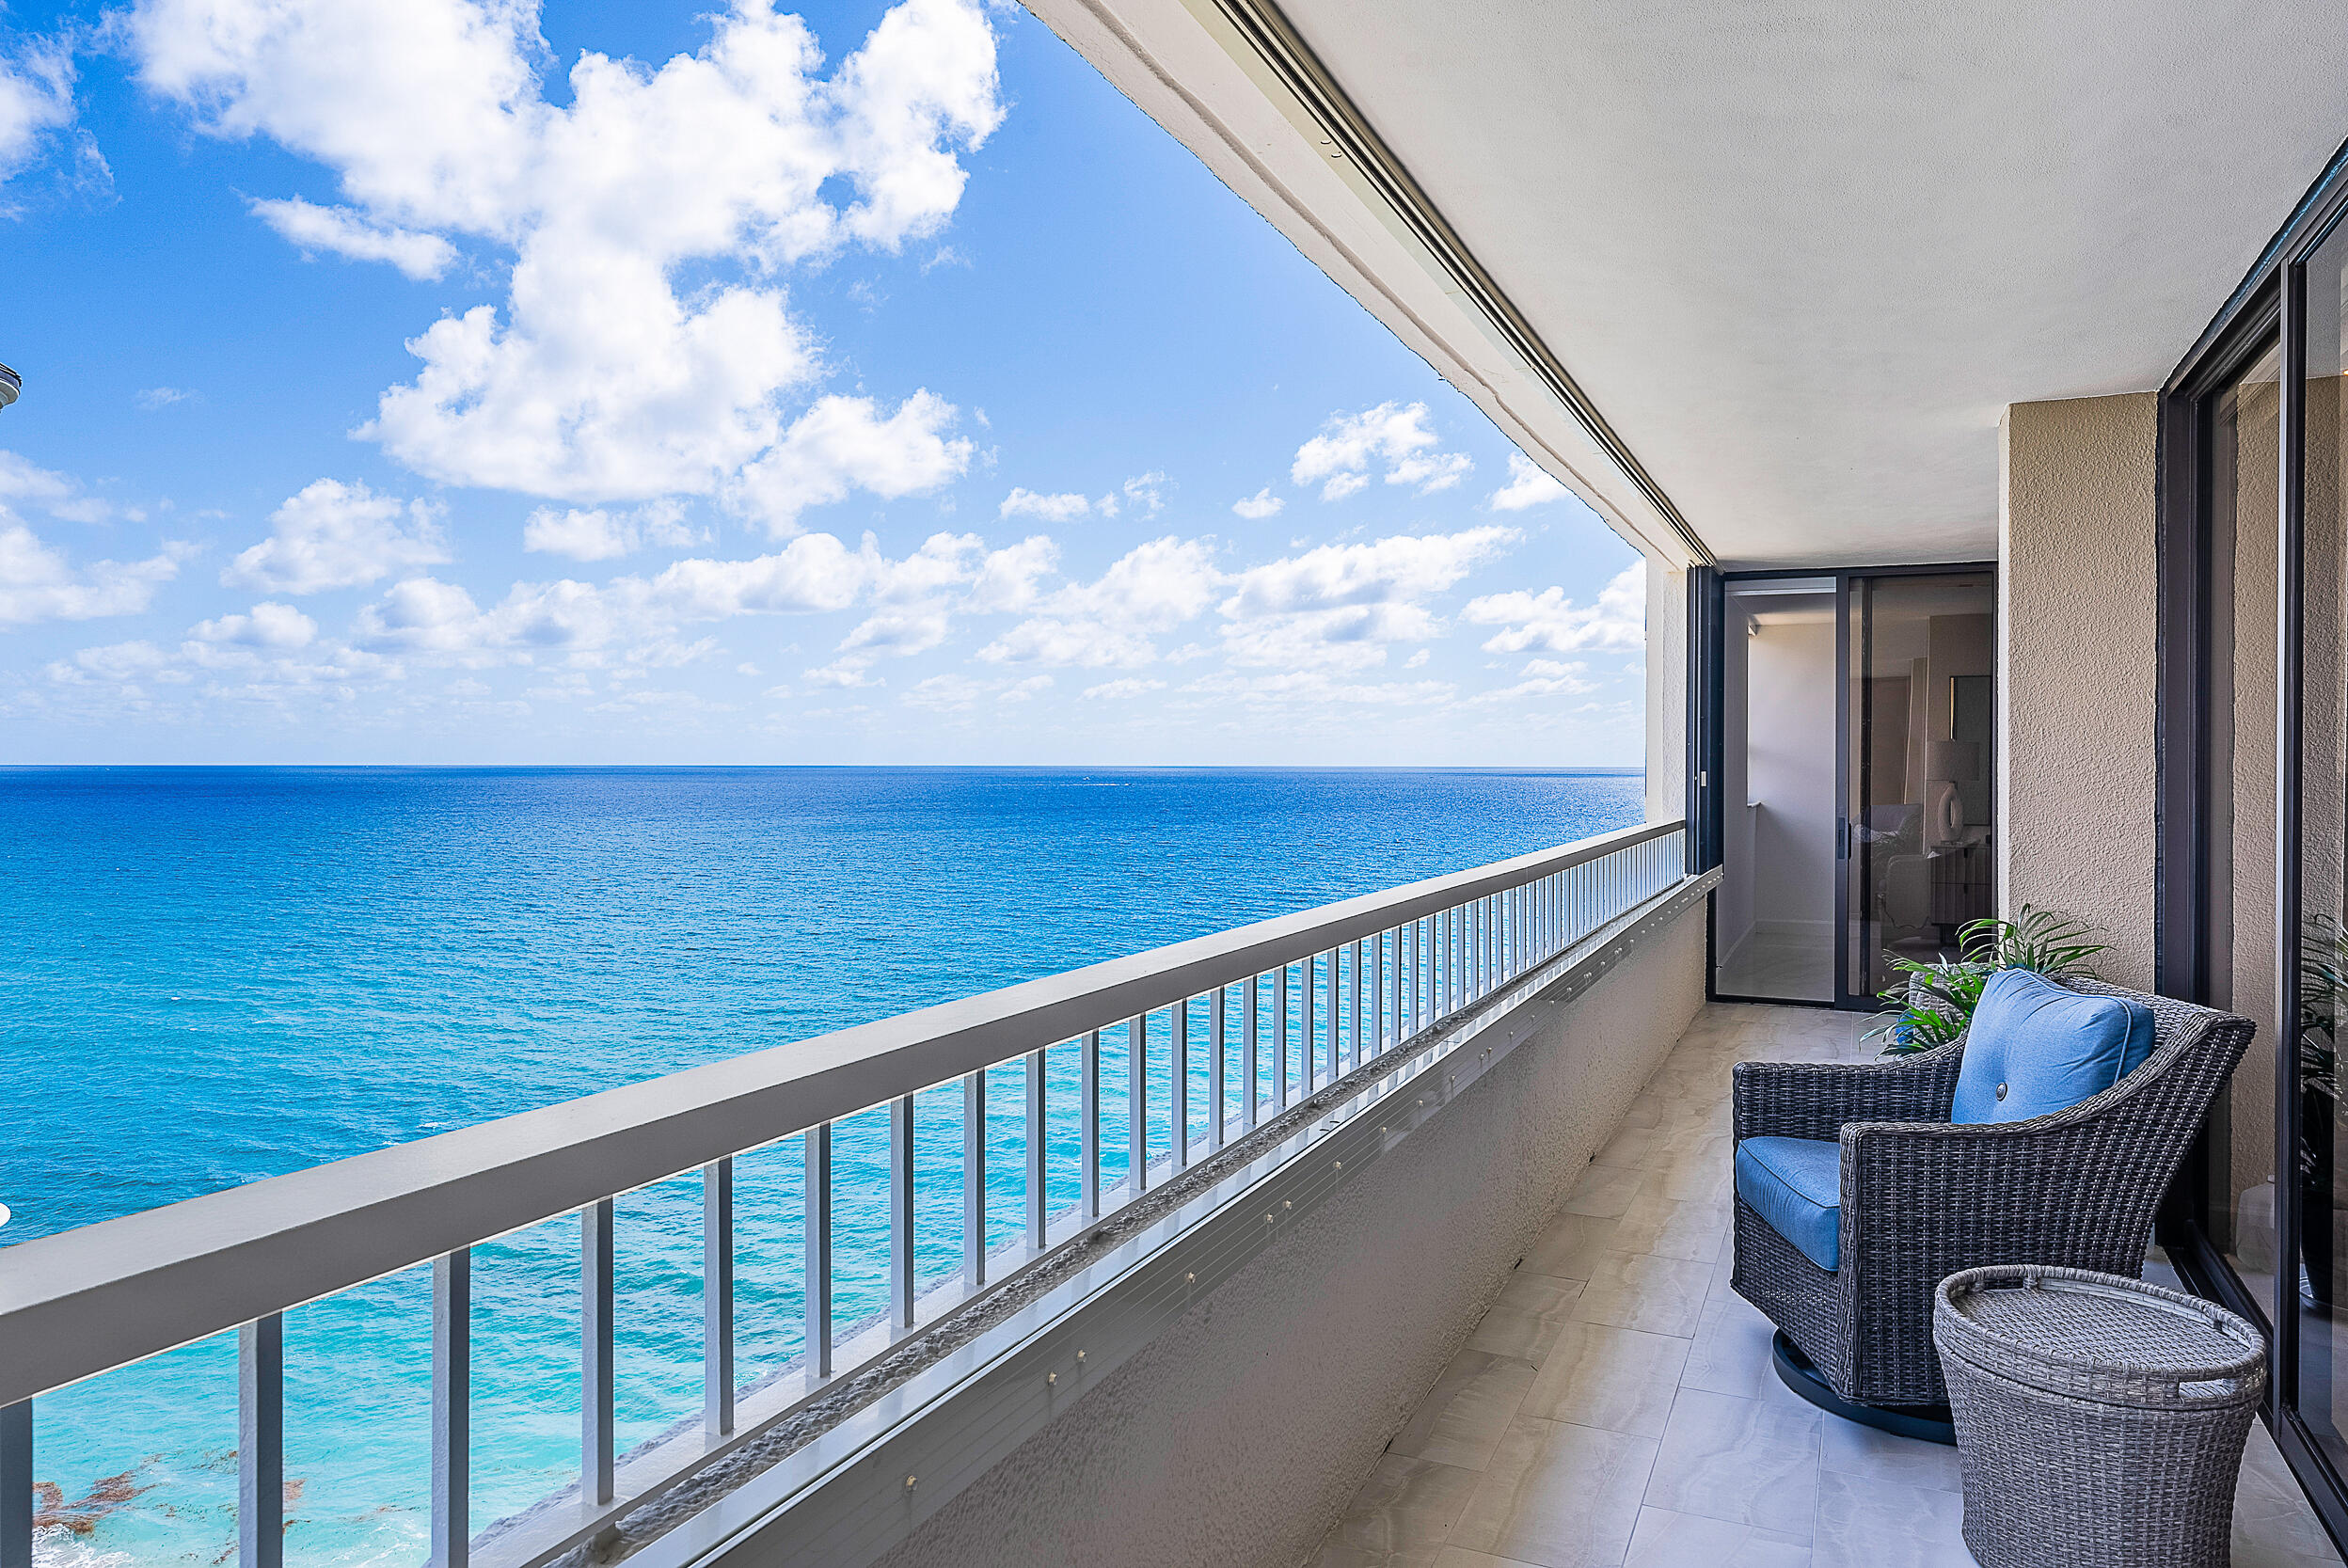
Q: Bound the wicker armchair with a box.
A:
[1730,981,2254,1409]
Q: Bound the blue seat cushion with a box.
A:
[1735,1135,1843,1272]
[1950,969,2156,1125]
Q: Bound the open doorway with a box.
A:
[1716,578,1839,1002]
[1707,565,1997,1007]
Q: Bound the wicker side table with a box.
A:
[1933,1265,2265,1568]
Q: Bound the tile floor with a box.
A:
[1307,1002,2345,1568]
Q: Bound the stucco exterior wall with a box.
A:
[1646,556,1686,823]
[869,901,1707,1568]
[1997,391,2160,987]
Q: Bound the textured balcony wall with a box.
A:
[1998,391,2159,987]
[866,900,1706,1568]
[1645,556,1686,824]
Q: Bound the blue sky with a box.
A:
[0,0,1643,765]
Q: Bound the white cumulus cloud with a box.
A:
[1488,451,1569,511]
[249,195,458,279]
[999,487,1089,523]
[0,506,190,628]
[223,478,452,594]
[191,601,318,648]
[979,535,1220,669]
[1461,561,1644,655]
[522,501,697,562]
[1290,401,1470,500]
[1231,487,1282,520]
[730,391,973,537]
[0,33,75,187]
[1216,526,1517,673]
[131,0,1004,506]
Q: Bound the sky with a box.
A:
[0,0,1645,766]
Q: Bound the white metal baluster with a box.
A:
[1325,947,1340,1081]
[1173,998,1192,1170]
[1082,1031,1103,1216]
[581,1197,615,1508]
[890,1095,916,1329]
[703,1157,734,1439]
[1372,930,1387,1054]
[1243,978,1261,1132]
[239,1313,282,1568]
[1126,1016,1148,1200]
[804,1122,833,1378]
[1276,963,1292,1109]
[0,1400,25,1568]
[1210,987,1229,1151]
[1350,939,1364,1070]
[1023,1051,1046,1251]
[431,1249,468,1568]
[1302,956,1317,1090]
[963,1069,988,1291]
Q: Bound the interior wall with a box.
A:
[1746,619,1837,937]
[870,904,1708,1568]
[1998,392,2159,989]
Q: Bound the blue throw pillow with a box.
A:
[1950,969,2156,1125]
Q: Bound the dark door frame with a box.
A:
[2155,134,2348,1557]
[1696,562,1997,1011]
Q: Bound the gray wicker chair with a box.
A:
[1730,980,2254,1410]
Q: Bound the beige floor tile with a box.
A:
[1593,1120,1671,1170]
[1573,1251,1715,1338]
[1429,1549,1549,1568]
[1320,1453,1483,1562]
[1625,1507,1812,1567]
[1643,1388,1820,1542]
[1521,1212,1620,1283]
[1817,1416,1960,1495]
[1679,1291,1778,1401]
[1451,1417,1657,1568]
[1468,1274,1585,1362]
[1520,1321,1690,1438]
[1810,1470,1974,1568]
[1309,1542,1441,1568]
[1611,1189,1727,1264]
[1389,1348,1540,1471]
[1561,1164,1645,1219]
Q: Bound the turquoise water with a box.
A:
[0,767,1642,1566]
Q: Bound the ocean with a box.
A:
[0,767,1643,1566]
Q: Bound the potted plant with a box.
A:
[1866,904,2107,1056]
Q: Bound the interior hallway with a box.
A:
[1307,1003,2341,1568]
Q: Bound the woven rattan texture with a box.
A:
[1936,1266,2264,1568]
[1729,980,2255,1406]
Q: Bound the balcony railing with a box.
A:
[0,819,1689,1568]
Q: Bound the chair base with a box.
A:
[1771,1332,1956,1446]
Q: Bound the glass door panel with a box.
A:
[1842,573,1997,1006]
[1715,578,1838,1002]
[2297,229,2348,1465]
[2206,335,2285,1318]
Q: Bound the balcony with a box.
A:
[1308,1003,2341,1568]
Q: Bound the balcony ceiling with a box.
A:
[1041,0,2348,567]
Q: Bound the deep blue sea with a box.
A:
[0,767,1642,1567]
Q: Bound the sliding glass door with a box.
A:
[1843,571,1999,1006]
[2163,168,2348,1547]
[1706,566,1997,1009]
